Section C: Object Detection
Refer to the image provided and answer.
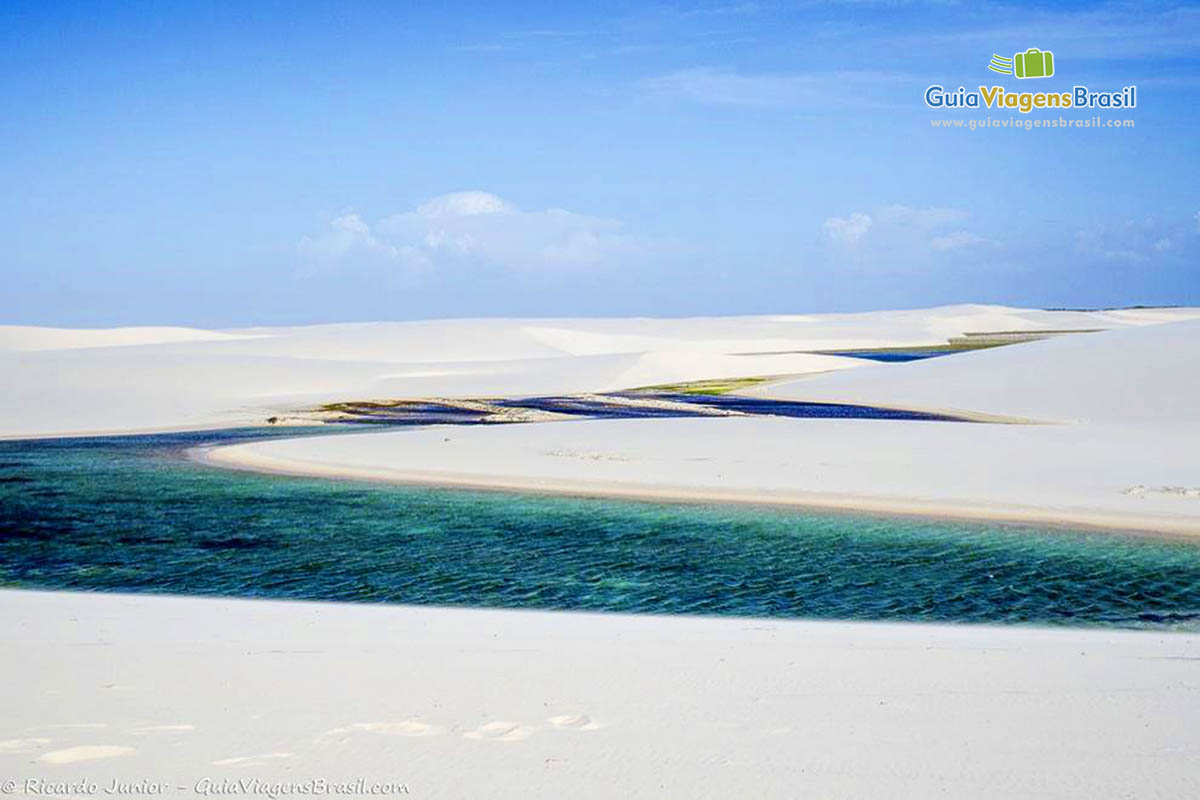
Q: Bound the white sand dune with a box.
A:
[4,304,1196,438]
[205,315,1200,535]
[0,348,858,438]
[0,325,257,352]
[2,590,1197,799]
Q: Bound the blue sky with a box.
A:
[3,1,1199,325]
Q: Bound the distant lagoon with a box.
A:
[822,348,961,363]
[2,428,1200,630]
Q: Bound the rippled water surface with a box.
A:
[2,428,1199,629]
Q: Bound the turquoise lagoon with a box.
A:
[1,428,1198,629]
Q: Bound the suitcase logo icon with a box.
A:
[988,48,1055,79]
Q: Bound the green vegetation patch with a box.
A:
[626,376,772,395]
[812,342,1006,355]
[317,400,420,412]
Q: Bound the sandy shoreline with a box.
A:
[196,436,1200,538]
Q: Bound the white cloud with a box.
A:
[299,191,687,275]
[821,204,993,267]
[1072,216,1198,264]
[413,190,514,217]
[822,212,873,244]
[297,213,410,265]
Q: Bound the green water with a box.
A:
[1,428,1199,629]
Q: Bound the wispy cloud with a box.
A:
[503,29,591,39]
[677,3,764,18]
[299,191,690,276]
[1074,215,1200,264]
[931,231,994,251]
[822,204,994,267]
[452,27,592,54]
[453,42,513,53]
[637,67,915,108]
[876,205,968,230]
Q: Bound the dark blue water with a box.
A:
[822,349,961,363]
[2,429,1199,629]
[635,394,962,421]
[322,394,967,424]
[491,396,701,419]
[491,394,962,421]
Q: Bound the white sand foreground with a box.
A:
[3,590,1199,799]
[205,318,1200,535]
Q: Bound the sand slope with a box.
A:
[761,318,1200,424]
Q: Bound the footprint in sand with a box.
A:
[317,720,441,743]
[38,723,108,730]
[212,753,293,767]
[39,745,136,764]
[547,713,602,731]
[0,738,52,755]
[128,724,196,735]
[463,721,537,742]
